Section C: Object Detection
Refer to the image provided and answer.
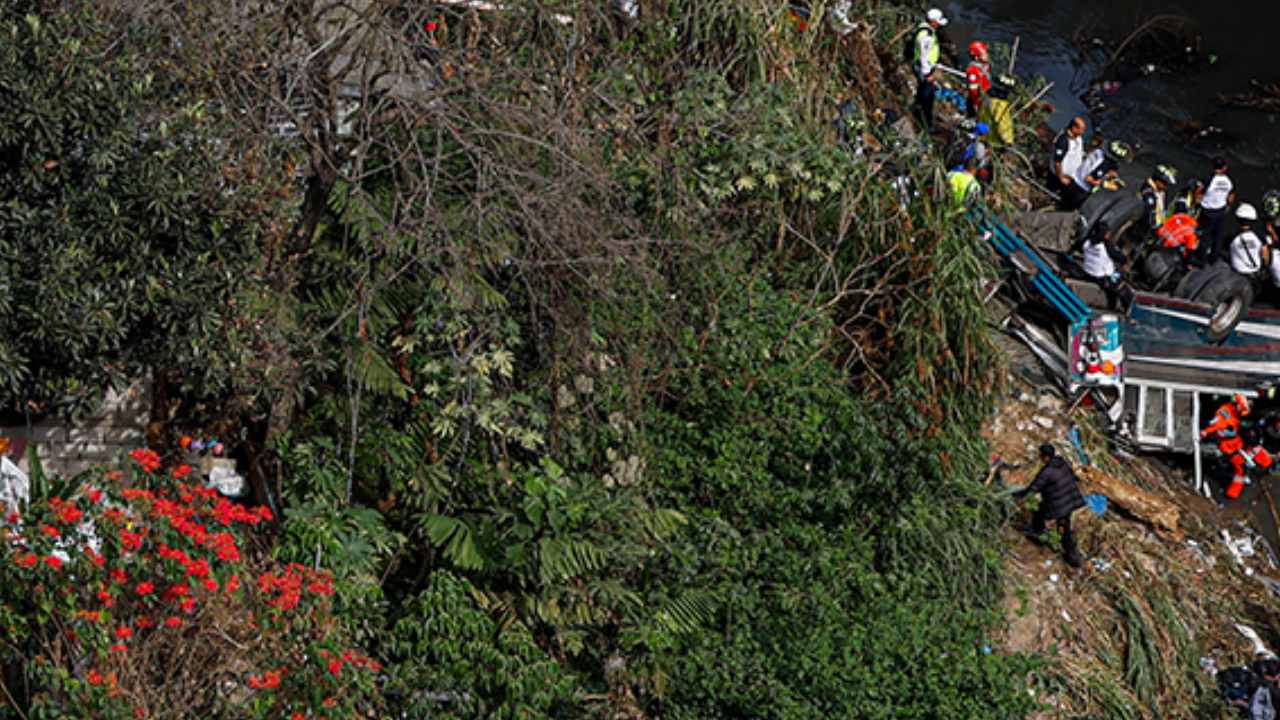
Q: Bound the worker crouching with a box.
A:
[1201,393,1272,499]
[1013,444,1086,568]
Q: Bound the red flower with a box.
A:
[88,488,104,504]
[97,590,114,607]
[134,707,147,719]
[255,506,273,521]
[185,558,210,578]
[15,553,37,568]
[164,617,181,628]
[135,581,155,596]
[58,505,84,524]
[327,659,342,678]
[247,670,281,690]
[225,575,241,593]
[425,20,438,32]
[114,625,132,640]
[103,508,125,524]
[43,555,63,570]
[135,616,154,629]
[129,448,161,473]
[172,464,192,480]
[4,511,18,524]
[110,644,128,653]
[109,567,128,584]
[291,714,305,720]
[106,470,124,482]
[203,578,219,592]
[120,530,143,551]
[87,669,103,686]
[84,547,105,567]
[322,697,336,708]
[40,524,60,538]
[180,597,197,613]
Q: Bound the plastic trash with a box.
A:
[1090,557,1112,572]
[1084,493,1108,516]
[1201,656,1218,675]
[1236,624,1275,658]
[1049,573,1060,583]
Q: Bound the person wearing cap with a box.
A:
[965,41,991,119]
[946,154,982,210]
[913,8,947,131]
[1201,157,1237,263]
[1050,116,1087,209]
[1230,203,1265,278]
[1141,164,1177,231]
[1012,444,1085,568]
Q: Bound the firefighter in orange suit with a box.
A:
[1201,394,1270,499]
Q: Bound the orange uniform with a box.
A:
[1157,213,1199,257]
[1202,399,1270,498]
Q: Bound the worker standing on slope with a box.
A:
[1201,393,1269,500]
[1012,444,1085,568]
[912,9,947,132]
[1200,157,1236,263]
[965,41,991,119]
[946,155,982,210]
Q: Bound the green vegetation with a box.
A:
[1,0,1042,717]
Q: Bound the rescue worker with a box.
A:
[1201,393,1264,500]
[1051,117,1087,209]
[913,9,947,132]
[1078,220,1127,308]
[1012,444,1085,568]
[947,155,982,210]
[1156,211,1200,262]
[1174,179,1205,218]
[1230,203,1265,278]
[1141,164,1178,232]
[1201,157,1237,263]
[965,41,991,119]
[1071,139,1130,202]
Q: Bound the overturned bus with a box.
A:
[975,197,1280,499]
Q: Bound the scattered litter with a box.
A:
[1036,393,1057,411]
[1049,573,1060,584]
[1201,656,1218,675]
[1222,529,1256,575]
[1060,609,1072,623]
[1084,493,1108,516]
[1017,422,1032,432]
[1235,624,1274,658]
[1032,415,1054,429]
[1256,574,1280,598]
[1090,557,1112,572]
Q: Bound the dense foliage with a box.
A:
[2,0,1041,717]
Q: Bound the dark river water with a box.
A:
[945,0,1280,195]
[945,1,1280,548]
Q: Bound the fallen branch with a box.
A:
[1077,465,1182,538]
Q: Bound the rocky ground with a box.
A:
[983,363,1280,718]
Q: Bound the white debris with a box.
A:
[1032,416,1055,430]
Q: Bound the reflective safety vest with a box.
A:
[914,24,939,74]
[947,170,979,207]
[1145,179,1169,227]
[1158,213,1199,255]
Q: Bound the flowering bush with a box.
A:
[0,451,381,719]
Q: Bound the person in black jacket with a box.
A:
[1013,444,1086,567]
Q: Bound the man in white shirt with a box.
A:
[1229,203,1264,276]
[1051,117,1087,209]
[913,8,947,131]
[1201,157,1236,263]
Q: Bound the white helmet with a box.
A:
[1237,203,1259,222]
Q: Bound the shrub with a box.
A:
[0,451,379,719]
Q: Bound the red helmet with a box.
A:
[969,41,989,59]
[1235,393,1252,416]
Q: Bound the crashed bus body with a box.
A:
[979,201,1280,497]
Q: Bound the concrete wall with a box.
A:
[1,383,148,478]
